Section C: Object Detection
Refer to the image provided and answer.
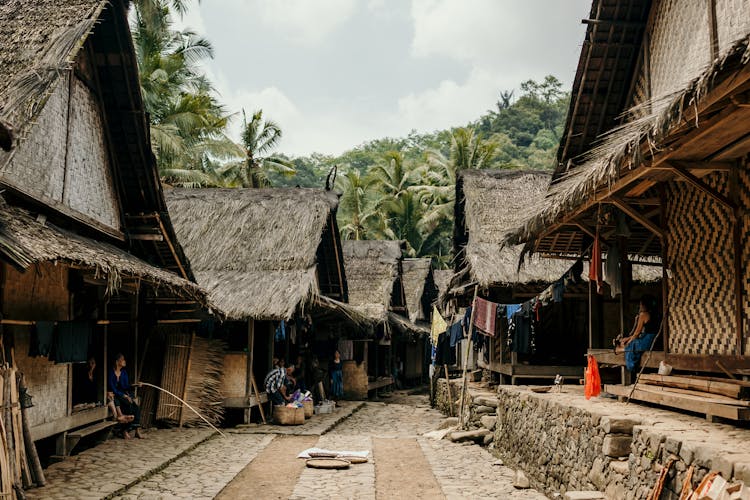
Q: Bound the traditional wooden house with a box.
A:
[165,188,361,421]
[505,0,750,404]
[398,258,435,384]
[341,240,410,398]
[0,0,205,467]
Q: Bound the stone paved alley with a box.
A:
[27,392,548,499]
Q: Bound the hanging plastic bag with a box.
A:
[584,355,601,400]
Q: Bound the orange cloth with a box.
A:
[584,355,601,400]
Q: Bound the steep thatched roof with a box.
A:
[507,34,750,248]
[0,199,204,301]
[456,169,571,287]
[432,269,454,306]
[0,0,106,144]
[342,240,403,322]
[166,188,344,321]
[401,258,432,323]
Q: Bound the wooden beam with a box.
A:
[127,233,163,241]
[154,213,188,279]
[624,197,660,206]
[609,196,665,240]
[664,162,736,212]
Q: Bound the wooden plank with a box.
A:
[604,384,750,420]
[639,374,750,399]
[642,385,750,406]
[587,348,664,368]
[222,393,268,409]
[30,407,108,441]
[67,420,116,439]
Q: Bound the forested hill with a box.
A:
[268,76,569,188]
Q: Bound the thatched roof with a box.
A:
[455,169,571,287]
[165,188,343,321]
[0,0,106,145]
[507,34,750,249]
[342,240,403,322]
[432,269,454,305]
[0,199,204,301]
[401,258,432,323]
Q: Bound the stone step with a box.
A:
[564,492,606,500]
[448,429,490,442]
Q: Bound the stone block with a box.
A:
[603,435,632,458]
[734,460,750,483]
[474,396,499,407]
[679,441,697,464]
[448,429,489,442]
[664,438,681,456]
[483,433,494,445]
[480,416,496,431]
[600,417,640,435]
[609,460,630,476]
[513,470,530,489]
[437,417,459,430]
[564,492,605,500]
[588,458,606,490]
[474,405,495,415]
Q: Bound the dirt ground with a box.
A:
[373,437,445,500]
[215,435,317,500]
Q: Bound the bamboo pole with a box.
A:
[179,333,195,427]
[444,364,454,417]
[458,285,479,430]
[18,375,43,487]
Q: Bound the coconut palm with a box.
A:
[336,170,381,241]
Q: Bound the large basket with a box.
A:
[302,400,314,419]
[273,406,305,425]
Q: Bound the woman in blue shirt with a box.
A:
[618,295,661,374]
[108,353,143,439]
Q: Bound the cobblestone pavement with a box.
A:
[230,401,364,436]
[333,399,444,437]
[419,438,547,500]
[115,434,274,499]
[289,433,375,500]
[26,428,213,500]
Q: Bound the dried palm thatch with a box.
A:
[432,269,454,306]
[342,240,403,323]
[506,33,750,247]
[402,258,432,322]
[166,188,343,320]
[0,199,205,300]
[457,169,571,288]
[0,0,106,145]
[388,311,429,336]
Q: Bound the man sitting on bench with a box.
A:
[108,353,143,439]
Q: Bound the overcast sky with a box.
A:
[177,0,592,156]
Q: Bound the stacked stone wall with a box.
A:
[434,381,750,500]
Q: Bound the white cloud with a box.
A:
[253,0,357,46]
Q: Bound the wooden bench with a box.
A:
[61,420,117,457]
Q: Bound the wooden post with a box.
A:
[731,162,743,355]
[132,284,139,386]
[588,278,593,350]
[659,184,670,357]
[458,285,479,430]
[179,333,195,427]
[245,320,255,424]
[444,364,454,417]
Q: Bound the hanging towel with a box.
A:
[552,279,565,303]
[589,236,603,294]
[29,321,55,357]
[275,320,286,341]
[53,320,92,363]
[505,304,521,322]
[448,322,463,347]
[431,306,447,346]
[605,242,622,298]
[473,297,497,336]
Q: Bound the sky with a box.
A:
[176,0,592,157]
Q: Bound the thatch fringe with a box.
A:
[402,258,431,323]
[506,33,750,247]
[0,199,204,301]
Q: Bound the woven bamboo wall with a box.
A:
[648,0,711,100]
[3,263,70,428]
[739,169,750,354]
[716,0,750,53]
[64,76,120,230]
[0,72,121,232]
[666,173,737,355]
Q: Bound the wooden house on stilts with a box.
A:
[0,0,207,471]
[165,188,364,422]
[505,0,750,418]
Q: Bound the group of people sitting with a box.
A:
[264,351,345,406]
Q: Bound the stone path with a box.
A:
[24,391,549,499]
[230,401,365,436]
[26,428,213,500]
[115,434,274,499]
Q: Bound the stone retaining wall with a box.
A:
[434,380,750,500]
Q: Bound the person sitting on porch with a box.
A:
[108,353,143,439]
[617,294,661,374]
[264,363,294,406]
[107,391,134,424]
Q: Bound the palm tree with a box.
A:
[336,170,381,240]
[219,110,294,188]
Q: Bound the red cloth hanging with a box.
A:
[584,355,601,400]
[589,236,603,294]
[473,297,497,336]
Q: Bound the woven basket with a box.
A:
[273,406,304,425]
[302,400,314,419]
